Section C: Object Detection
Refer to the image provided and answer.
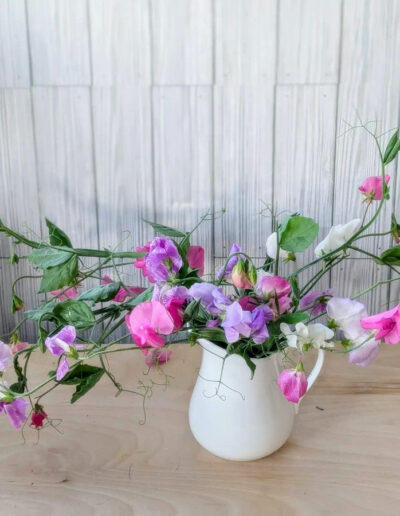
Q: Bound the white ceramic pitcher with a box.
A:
[189,339,324,461]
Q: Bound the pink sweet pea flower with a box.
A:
[11,341,29,355]
[102,275,145,303]
[134,242,156,283]
[145,349,172,367]
[0,398,28,429]
[0,342,12,372]
[277,363,308,403]
[361,305,400,345]
[359,174,390,201]
[257,275,291,299]
[125,301,175,354]
[268,295,291,319]
[187,246,205,276]
[50,287,79,301]
[165,298,185,331]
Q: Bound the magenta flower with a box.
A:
[187,246,205,276]
[221,302,271,344]
[144,238,183,282]
[125,301,175,354]
[45,326,76,356]
[361,305,400,345]
[102,275,145,303]
[50,286,78,301]
[152,285,189,330]
[188,283,231,315]
[31,407,48,429]
[0,398,28,429]
[238,296,258,312]
[217,243,243,279]
[145,349,172,367]
[257,275,291,299]
[359,174,390,201]
[134,242,156,283]
[300,289,333,316]
[0,341,12,372]
[277,363,308,403]
[348,334,380,367]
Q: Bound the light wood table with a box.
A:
[0,343,400,515]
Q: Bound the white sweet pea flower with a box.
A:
[314,219,362,257]
[280,322,334,351]
[326,297,367,340]
[266,232,290,260]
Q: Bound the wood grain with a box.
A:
[0,343,400,515]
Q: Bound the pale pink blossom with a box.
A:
[359,174,390,201]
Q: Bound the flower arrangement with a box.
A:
[0,125,400,432]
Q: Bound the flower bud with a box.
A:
[31,405,48,429]
[8,252,19,265]
[277,363,308,403]
[11,294,24,314]
[231,259,253,289]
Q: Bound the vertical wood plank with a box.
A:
[32,87,98,248]
[274,85,337,285]
[0,0,30,87]
[213,85,274,263]
[341,0,400,85]
[151,0,213,85]
[332,82,400,313]
[277,0,342,84]
[0,89,41,256]
[92,86,154,279]
[215,0,277,84]
[152,86,213,273]
[27,0,90,85]
[89,0,151,85]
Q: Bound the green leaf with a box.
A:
[25,301,57,321]
[144,219,186,238]
[289,276,301,305]
[53,300,95,330]
[191,328,227,344]
[278,312,309,324]
[57,364,104,403]
[39,254,78,293]
[380,245,400,265]
[78,282,121,304]
[122,287,153,308]
[278,215,319,252]
[383,130,400,165]
[26,247,74,268]
[45,218,73,247]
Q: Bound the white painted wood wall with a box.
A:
[1,0,400,340]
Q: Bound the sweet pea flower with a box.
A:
[0,341,12,372]
[238,296,258,312]
[56,356,70,381]
[50,286,78,301]
[277,363,308,403]
[134,242,156,283]
[145,238,183,282]
[348,334,380,367]
[188,283,231,315]
[152,285,190,330]
[11,341,29,355]
[205,319,220,328]
[300,289,333,316]
[266,232,290,261]
[280,322,334,350]
[257,274,291,299]
[31,407,48,429]
[221,302,271,344]
[125,301,175,354]
[217,244,243,279]
[102,275,145,303]
[145,349,172,368]
[326,297,367,340]
[359,174,390,202]
[0,397,28,429]
[315,219,362,257]
[360,305,400,345]
[45,326,76,356]
[187,246,205,276]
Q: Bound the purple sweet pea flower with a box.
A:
[221,302,271,344]
[56,356,70,381]
[348,334,380,367]
[205,319,220,328]
[0,398,28,429]
[0,341,12,372]
[145,237,183,282]
[152,284,189,304]
[45,325,76,356]
[300,289,333,316]
[217,244,244,279]
[188,283,231,315]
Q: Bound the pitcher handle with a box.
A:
[295,349,324,413]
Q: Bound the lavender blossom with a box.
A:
[145,237,183,282]
[188,283,231,315]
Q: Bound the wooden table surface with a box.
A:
[0,343,400,516]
